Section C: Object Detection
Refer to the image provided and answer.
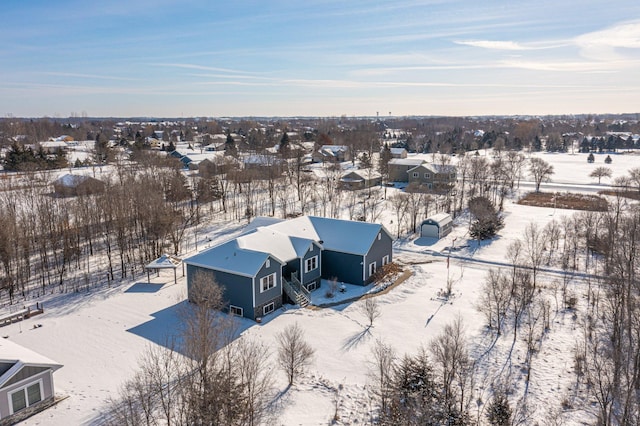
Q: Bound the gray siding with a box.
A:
[364,230,394,283]
[186,264,254,319]
[300,243,322,285]
[253,256,282,313]
[0,369,54,419]
[322,250,365,285]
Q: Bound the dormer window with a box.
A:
[265,259,270,268]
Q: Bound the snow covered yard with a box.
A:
[2,150,638,425]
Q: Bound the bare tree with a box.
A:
[361,297,381,328]
[523,222,548,289]
[429,316,473,417]
[589,166,612,184]
[478,268,511,335]
[368,338,396,417]
[276,323,315,386]
[528,157,554,192]
[388,193,408,238]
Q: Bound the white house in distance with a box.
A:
[0,338,62,424]
[420,213,453,239]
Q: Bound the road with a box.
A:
[394,246,606,281]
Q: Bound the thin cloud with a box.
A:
[36,72,140,81]
[456,40,528,50]
[575,20,640,49]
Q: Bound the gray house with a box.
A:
[340,169,382,190]
[185,216,393,320]
[407,163,457,192]
[0,339,62,425]
[388,158,424,182]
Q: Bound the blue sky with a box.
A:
[2,0,640,117]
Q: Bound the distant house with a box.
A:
[312,145,351,163]
[242,154,285,177]
[388,158,424,182]
[197,157,240,177]
[420,213,453,239]
[52,174,105,197]
[390,147,408,158]
[340,169,382,190]
[0,338,62,425]
[407,163,457,192]
[37,141,67,154]
[184,216,393,320]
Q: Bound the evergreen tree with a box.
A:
[486,390,512,426]
[469,196,504,240]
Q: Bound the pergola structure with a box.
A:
[145,254,184,284]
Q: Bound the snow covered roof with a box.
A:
[388,158,424,166]
[422,213,452,226]
[341,169,382,182]
[389,147,407,155]
[237,227,316,264]
[0,338,62,387]
[146,254,182,270]
[269,216,387,256]
[185,240,275,278]
[53,174,101,188]
[407,163,456,174]
[185,215,389,276]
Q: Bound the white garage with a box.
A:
[420,213,453,239]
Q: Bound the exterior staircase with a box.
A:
[282,273,311,308]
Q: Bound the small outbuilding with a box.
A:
[145,254,184,284]
[420,213,453,239]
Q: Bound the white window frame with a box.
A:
[229,305,243,316]
[260,273,276,292]
[305,256,318,273]
[8,379,43,415]
[265,259,270,268]
[263,302,275,315]
[424,173,430,179]
[378,232,381,241]
[412,172,419,178]
[382,255,389,266]
[307,281,320,291]
[369,261,376,276]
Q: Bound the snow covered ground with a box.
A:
[3,150,639,425]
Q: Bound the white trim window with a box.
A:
[263,302,275,315]
[369,261,377,276]
[9,380,42,415]
[382,255,389,266]
[260,273,276,292]
[305,256,318,273]
[265,259,270,268]
[412,172,419,178]
[424,173,430,179]
[229,305,243,316]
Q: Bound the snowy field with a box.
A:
[2,150,639,425]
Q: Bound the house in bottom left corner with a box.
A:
[0,338,62,425]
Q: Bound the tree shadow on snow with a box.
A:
[341,326,372,351]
